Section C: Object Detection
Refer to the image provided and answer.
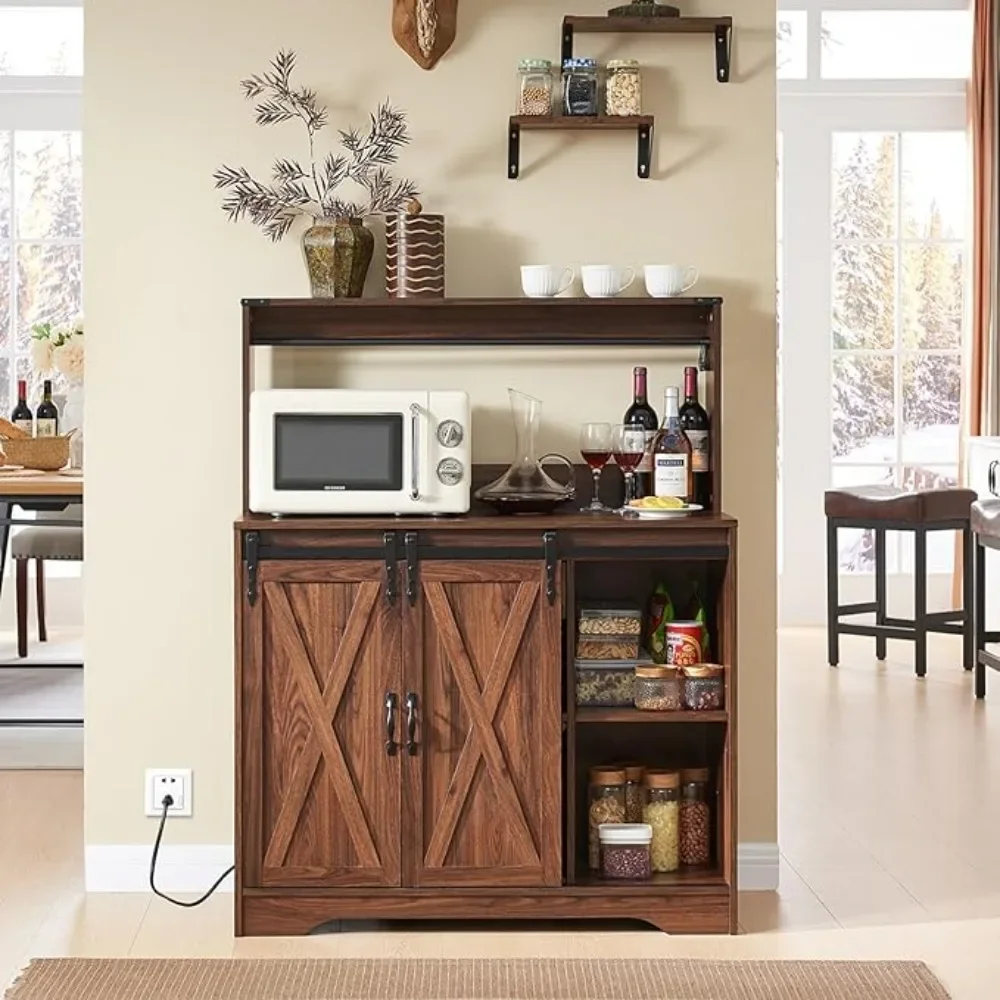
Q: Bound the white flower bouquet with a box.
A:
[31,316,84,385]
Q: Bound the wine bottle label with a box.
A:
[637,430,656,474]
[654,454,689,498]
[13,419,32,434]
[686,431,710,473]
[36,419,57,438]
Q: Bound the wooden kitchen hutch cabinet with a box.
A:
[235,298,737,936]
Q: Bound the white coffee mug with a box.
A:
[521,265,574,298]
[580,265,635,299]
[644,264,699,298]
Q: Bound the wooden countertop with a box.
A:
[0,470,83,497]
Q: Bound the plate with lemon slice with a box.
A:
[626,496,703,519]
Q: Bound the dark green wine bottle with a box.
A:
[35,380,58,438]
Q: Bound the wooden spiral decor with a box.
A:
[387,212,445,298]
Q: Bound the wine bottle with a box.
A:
[652,386,692,501]
[11,380,33,436]
[623,366,658,497]
[679,366,711,508]
[35,380,58,438]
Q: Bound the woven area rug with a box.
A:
[5,958,951,1000]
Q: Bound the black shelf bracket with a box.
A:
[404,532,419,606]
[543,532,558,604]
[383,531,398,606]
[637,121,653,179]
[715,23,732,83]
[561,22,575,63]
[244,531,259,607]
[508,122,521,179]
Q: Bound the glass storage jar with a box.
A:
[643,770,680,872]
[588,767,626,870]
[606,59,642,116]
[516,59,555,116]
[599,823,652,880]
[679,767,712,866]
[682,664,725,711]
[562,58,600,116]
[617,762,646,822]
[634,665,681,711]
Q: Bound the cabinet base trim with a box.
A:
[736,843,779,891]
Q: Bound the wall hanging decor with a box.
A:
[392,0,458,70]
[386,200,445,298]
[213,50,419,298]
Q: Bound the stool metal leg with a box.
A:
[827,517,839,667]
[914,526,928,678]
[976,536,987,699]
[963,524,974,671]
[875,527,887,661]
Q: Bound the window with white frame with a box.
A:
[778,0,971,623]
[0,2,83,418]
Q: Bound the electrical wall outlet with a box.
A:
[145,768,193,818]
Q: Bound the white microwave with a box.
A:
[249,389,471,516]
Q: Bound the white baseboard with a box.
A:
[86,842,780,894]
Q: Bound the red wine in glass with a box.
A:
[612,451,642,471]
[582,450,612,470]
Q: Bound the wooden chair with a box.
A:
[12,503,83,658]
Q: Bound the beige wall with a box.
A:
[84,1,776,848]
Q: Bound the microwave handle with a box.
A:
[410,404,421,500]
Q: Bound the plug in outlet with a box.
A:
[145,768,193,818]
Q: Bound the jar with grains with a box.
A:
[682,664,725,711]
[679,768,712,866]
[606,59,642,116]
[599,823,652,880]
[613,762,645,823]
[562,58,600,116]
[634,665,681,711]
[517,59,554,116]
[588,767,626,870]
[643,770,679,872]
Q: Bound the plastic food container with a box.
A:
[576,635,642,660]
[682,664,726,711]
[575,656,651,706]
[578,604,643,637]
[599,823,652,880]
[633,665,682,711]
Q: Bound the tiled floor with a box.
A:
[2,629,1000,998]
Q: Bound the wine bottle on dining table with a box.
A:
[623,366,658,497]
[35,379,58,437]
[11,380,33,436]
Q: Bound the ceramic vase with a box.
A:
[302,217,374,298]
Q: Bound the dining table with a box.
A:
[0,469,83,727]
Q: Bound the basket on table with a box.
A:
[0,431,75,471]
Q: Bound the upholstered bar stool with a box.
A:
[825,486,976,677]
[972,499,1000,699]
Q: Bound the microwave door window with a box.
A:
[274,414,404,491]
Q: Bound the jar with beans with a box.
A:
[599,823,652,880]
[679,768,712,866]
[588,767,626,870]
[642,770,680,873]
[682,664,725,711]
[516,59,555,117]
[562,58,600,116]
[606,59,642,116]
[634,665,681,712]
[617,763,646,822]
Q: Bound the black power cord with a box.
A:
[149,794,235,908]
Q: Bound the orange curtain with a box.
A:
[955,0,997,603]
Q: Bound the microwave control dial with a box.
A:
[436,420,464,449]
[436,458,465,486]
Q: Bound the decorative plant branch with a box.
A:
[214,50,419,241]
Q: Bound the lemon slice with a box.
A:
[629,496,686,510]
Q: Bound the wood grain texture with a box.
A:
[392,0,458,70]
[405,560,562,888]
[0,473,82,497]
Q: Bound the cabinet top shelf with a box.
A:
[243,297,722,347]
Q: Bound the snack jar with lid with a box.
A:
[606,59,642,116]
[588,766,626,869]
[517,59,554,116]
[615,762,645,822]
[679,767,712,866]
[643,769,680,872]
[563,58,600,116]
[634,665,681,711]
[682,664,726,711]
[599,823,652,880]
[578,604,643,637]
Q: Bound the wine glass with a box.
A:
[579,422,613,513]
[614,423,647,516]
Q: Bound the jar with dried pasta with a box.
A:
[642,769,680,872]
[516,59,555,116]
[588,767,626,870]
[679,767,712,866]
[606,59,642,116]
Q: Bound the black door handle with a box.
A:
[404,692,419,756]
[385,692,399,756]
[989,460,998,497]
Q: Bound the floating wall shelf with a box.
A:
[561,14,734,83]
[508,115,654,180]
